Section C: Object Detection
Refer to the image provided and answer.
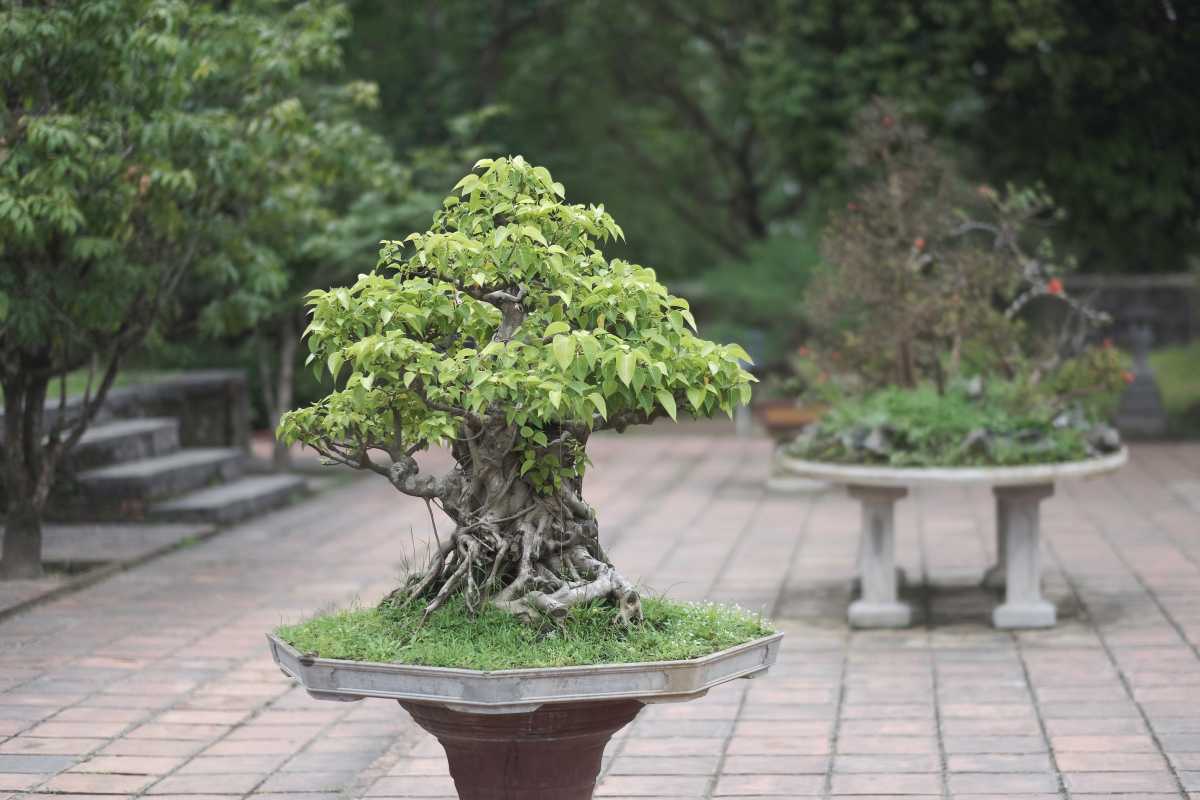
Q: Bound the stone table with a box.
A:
[775,449,1128,629]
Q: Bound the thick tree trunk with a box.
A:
[380,418,642,627]
[0,373,48,579]
[0,498,44,580]
[259,315,298,471]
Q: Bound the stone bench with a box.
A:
[776,450,1128,629]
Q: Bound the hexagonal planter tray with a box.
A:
[268,630,783,799]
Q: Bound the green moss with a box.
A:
[1149,342,1200,437]
[789,383,1109,467]
[276,596,774,670]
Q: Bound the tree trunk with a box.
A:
[0,372,48,579]
[258,315,299,471]
[272,316,297,470]
[380,417,642,627]
[0,497,44,580]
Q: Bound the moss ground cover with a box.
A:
[277,596,773,670]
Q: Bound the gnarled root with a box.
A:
[384,495,642,628]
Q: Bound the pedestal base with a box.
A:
[993,601,1056,629]
[849,599,912,628]
[401,699,642,800]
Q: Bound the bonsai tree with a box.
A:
[806,99,1108,394]
[791,100,1126,467]
[279,156,754,625]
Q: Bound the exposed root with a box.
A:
[378,420,643,628]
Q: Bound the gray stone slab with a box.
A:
[76,447,244,500]
[150,474,308,524]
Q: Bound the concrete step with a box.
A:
[149,473,309,524]
[75,448,245,506]
[70,417,180,470]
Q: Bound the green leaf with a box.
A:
[578,333,600,367]
[327,352,344,380]
[616,352,635,386]
[552,334,575,370]
[548,388,562,409]
[588,392,607,419]
[543,320,570,338]
[656,390,677,421]
[724,343,754,364]
[687,385,707,411]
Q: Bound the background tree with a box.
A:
[279,157,754,624]
[345,0,1199,277]
[0,0,351,577]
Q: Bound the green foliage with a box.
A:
[278,157,755,488]
[1150,342,1200,437]
[277,595,773,669]
[696,232,823,369]
[0,0,355,371]
[788,381,1114,467]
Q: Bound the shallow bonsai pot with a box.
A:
[752,400,827,441]
[268,631,782,799]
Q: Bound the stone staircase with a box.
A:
[55,416,307,524]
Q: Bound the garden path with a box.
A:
[0,428,1198,798]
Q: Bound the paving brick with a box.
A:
[0,753,76,773]
[1063,771,1181,793]
[713,773,825,795]
[42,771,156,793]
[69,755,186,774]
[830,772,943,794]
[146,772,264,794]
[945,771,1059,793]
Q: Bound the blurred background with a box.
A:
[18,0,1200,440]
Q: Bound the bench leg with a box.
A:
[847,486,911,628]
[992,484,1056,629]
[981,500,1008,589]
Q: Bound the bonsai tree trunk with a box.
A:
[257,314,299,471]
[317,415,643,627]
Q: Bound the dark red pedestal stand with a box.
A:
[401,699,643,800]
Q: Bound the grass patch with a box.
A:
[787,383,1114,467]
[276,596,774,670]
[1149,342,1200,437]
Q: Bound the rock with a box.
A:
[861,426,893,457]
[1086,423,1122,453]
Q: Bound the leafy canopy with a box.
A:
[279,156,755,483]
[0,0,356,366]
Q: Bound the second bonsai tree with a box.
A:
[278,156,755,629]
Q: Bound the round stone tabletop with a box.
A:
[775,447,1128,488]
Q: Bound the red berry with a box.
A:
[1123,370,1135,385]
[913,237,926,251]
[1046,278,1064,296]
[882,115,895,128]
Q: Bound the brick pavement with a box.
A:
[0,431,1198,798]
